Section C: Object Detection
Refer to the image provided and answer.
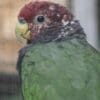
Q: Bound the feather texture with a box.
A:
[18,38,100,100]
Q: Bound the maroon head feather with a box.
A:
[18,1,73,23]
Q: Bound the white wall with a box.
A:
[72,0,98,49]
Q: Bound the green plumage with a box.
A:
[20,38,100,100]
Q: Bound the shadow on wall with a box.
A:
[97,0,100,48]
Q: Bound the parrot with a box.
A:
[15,1,100,100]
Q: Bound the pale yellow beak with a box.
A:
[15,21,31,42]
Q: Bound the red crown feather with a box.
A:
[18,1,73,23]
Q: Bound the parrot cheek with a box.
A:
[29,25,42,38]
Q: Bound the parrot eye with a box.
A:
[33,15,49,25]
[37,16,45,23]
[19,17,26,24]
[35,15,45,23]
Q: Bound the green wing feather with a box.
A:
[21,39,100,100]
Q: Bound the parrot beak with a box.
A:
[15,21,31,42]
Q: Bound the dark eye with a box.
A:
[19,17,26,24]
[37,16,45,23]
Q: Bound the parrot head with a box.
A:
[15,1,84,44]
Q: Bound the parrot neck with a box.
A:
[29,20,86,44]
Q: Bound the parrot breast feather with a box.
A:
[18,39,100,100]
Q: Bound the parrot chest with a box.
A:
[21,40,100,100]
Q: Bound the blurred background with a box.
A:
[0,0,100,94]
